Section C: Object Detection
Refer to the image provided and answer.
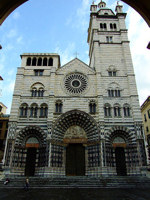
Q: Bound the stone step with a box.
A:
[1,176,150,188]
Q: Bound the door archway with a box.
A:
[25,137,39,176]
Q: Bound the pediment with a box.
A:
[57,58,95,75]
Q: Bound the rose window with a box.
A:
[64,73,88,94]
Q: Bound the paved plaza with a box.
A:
[1,188,150,200]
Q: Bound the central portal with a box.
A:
[66,144,85,176]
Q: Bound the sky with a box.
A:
[0,0,150,114]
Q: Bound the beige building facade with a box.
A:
[3,1,146,177]
[141,96,150,163]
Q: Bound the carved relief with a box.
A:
[64,125,87,139]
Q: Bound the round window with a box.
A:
[72,80,80,88]
[64,73,88,94]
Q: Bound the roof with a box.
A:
[141,96,150,111]
[0,102,7,108]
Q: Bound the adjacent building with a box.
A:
[141,96,150,163]
[0,103,9,163]
[3,1,146,177]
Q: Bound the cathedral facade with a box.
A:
[3,1,146,177]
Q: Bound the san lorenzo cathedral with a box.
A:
[3,1,146,177]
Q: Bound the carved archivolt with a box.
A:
[52,110,99,142]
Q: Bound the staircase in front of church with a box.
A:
[1,176,150,188]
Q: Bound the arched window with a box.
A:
[30,104,38,118]
[37,57,42,66]
[20,103,28,117]
[32,57,37,66]
[26,57,31,66]
[114,23,117,29]
[31,88,37,97]
[40,104,48,118]
[43,57,47,66]
[38,88,44,97]
[55,101,62,113]
[114,104,121,117]
[100,23,107,29]
[123,104,131,117]
[104,104,111,117]
[100,23,103,28]
[108,89,121,97]
[89,101,96,114]
[48,58,53,66]
[31,83,45,97]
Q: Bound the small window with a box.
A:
[108,71,112,76]
[113,71,116,76]
[26,57,31,66]
[48,58,53,66]
[110,23,113,29]
[0,105,2,112]
[148,110,150,119]
[144,114,147,122]
[114,23,117,29]
[89,102,96,114]
[114,106,121,117]
[124,106,130,117]
[37,58,42,66]
[34,70,38,76]
[39,70,43,76]
[108,71,116,77]
[55,101,63,113]
[43,58,47,66]
[34,70,44,76]
[100,23,103,29]
[106,36,113,43]
[146,126,149,132]
[32,57,37,66]
[104,105,111,117]
[147,136,150,145]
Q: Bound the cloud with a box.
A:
[127,7,150,105]
[17,36,23,44]
[7,29,17,38]
[55,42,75,65]
[13,12,20,20]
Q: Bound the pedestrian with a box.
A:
[4,178,10,185]
[25,177,29,190]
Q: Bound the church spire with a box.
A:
[98,0,106,9]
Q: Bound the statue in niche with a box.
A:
[64,125,87,139]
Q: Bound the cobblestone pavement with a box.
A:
[1,188,150,200]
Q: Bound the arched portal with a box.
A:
[52,110,100,176]
[105,126,138,176]
[13,126,47,176]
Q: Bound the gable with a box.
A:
[56,58,95,75]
